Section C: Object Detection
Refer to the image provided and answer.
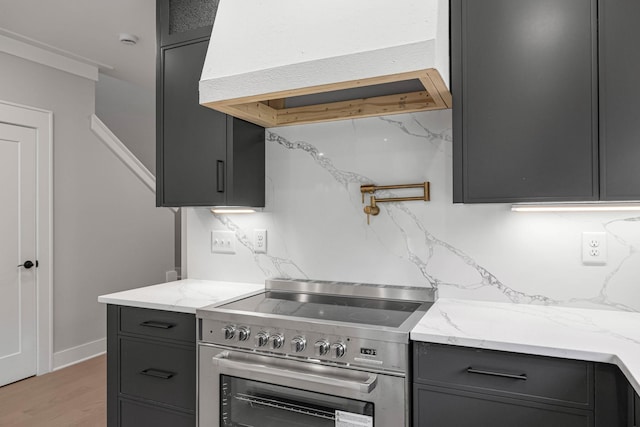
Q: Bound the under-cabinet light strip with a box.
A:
[511,203,640,212]
[210,208,257,214]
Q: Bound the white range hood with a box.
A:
[199,0,451,127]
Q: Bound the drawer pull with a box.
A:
[139,320,176,329]
[140,368,175,380]
[216,160,225,193]
[467,367,527,381]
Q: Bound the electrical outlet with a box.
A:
[211,230,236,254]
[582,232,606,265]
[254,229,267,253]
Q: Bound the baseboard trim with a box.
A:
[52,338,106,371]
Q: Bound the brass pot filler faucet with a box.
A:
[360,182,431,224]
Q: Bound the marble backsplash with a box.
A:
[186,111,640,312]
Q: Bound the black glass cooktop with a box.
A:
[218,291,422,328]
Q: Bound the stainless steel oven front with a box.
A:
[198,343,407,427]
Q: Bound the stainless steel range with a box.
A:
[196,279,434,427]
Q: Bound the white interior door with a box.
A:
[0,122,37,386]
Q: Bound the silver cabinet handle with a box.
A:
[467,367,527,381]
[212,351,377,394]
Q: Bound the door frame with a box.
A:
[0,99,53,375]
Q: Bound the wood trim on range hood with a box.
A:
[202,69,451,128]
[199,0,451,128]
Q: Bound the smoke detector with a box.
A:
[119,33,139,46]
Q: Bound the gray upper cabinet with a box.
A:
[452,0,599,203]
[156,0,265,208]
[599,0,640,200]
[160,40,227,206]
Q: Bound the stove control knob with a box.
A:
[314,340,330,356]
[254,331,269,347]
[331,342,346,358]
[291,336,306,353]
[238,326,251,341]
[270,333,285,349]
[222,325,236,340]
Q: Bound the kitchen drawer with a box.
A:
[414,343,593,408]
[120,306,195,343]
[120,398,194,427]
[414,384,593,427]
[120,338,195,410]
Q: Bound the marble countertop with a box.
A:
[97,279,264,314]
[411,298,640,395]
[98,281,640,394]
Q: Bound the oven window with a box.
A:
[220,375,374,426]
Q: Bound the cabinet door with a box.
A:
[158,39,228,206]
[157,0,218,47]
[631,387,640,427]
[414,384,593,427]
[599,0,640,200]
[226,118,265,207]
[452,0,598,203]
[414,342,592,409]
[120,338,195,410]
[120,399,194,427]
[636,390,640,427]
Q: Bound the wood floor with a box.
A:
[0,355,106,426]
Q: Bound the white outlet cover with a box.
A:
[582,231,606,265]
[254,229,267,254]
[211,230,236,254]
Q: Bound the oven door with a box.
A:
[198,344,407,427]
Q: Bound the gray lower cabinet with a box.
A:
[414,386,592,427]
[107,305,196,427]
[413,343,628,427]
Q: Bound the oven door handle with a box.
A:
[212,351,378,394]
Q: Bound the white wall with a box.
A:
[186,110,640,313]
[0,52,175,356]
[95,73,156,174]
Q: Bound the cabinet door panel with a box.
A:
[120,306,195,343]
[120,338,195,410]
[160,40,227,206]
[226,118,265,207]
[453,0,597,202]
[414,343,592,409]
[414,385,593,427]
[120,399,194,427]
[633,388,640,427]
[599,0,640,200]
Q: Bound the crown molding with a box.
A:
[0,28,110,81]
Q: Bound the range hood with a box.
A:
[199,0,451,127]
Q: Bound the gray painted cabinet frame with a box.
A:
[453,0,640,203]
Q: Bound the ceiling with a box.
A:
[0,0,156,90]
